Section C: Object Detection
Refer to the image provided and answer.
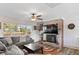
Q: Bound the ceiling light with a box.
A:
[31,15,37,21]
[31,18,36,21]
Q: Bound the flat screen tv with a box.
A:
[44,24,58,34]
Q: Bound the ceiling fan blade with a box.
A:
[37,15,42,17]
[37,18,43,20]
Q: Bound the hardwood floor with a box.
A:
[28,42,79,55]
[35,43,79,55]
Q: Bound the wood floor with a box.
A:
[44,47,79,55]
[35,43,79,55]
[28,42,79,55]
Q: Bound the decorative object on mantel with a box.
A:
[68,23,75,30]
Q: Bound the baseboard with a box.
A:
[64,45,79,50]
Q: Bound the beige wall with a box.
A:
[48,3,79,48]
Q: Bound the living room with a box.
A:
[0,3,79,55]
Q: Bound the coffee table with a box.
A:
[23,43,43,54]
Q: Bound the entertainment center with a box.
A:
[43,19,63,49]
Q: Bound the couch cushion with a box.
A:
[11,37,20,44]
[5,45,24,55]
[20,36,26,42]
[16,36,34,47]
[0,41,7,51]
[26,36,34,44]
[20,36,34,44]
[4,37,13,46]
[0,39,9,47]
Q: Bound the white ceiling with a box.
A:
[0,3,61,24]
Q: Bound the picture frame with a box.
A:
[68,23,75,30]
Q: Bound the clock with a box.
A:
[68,23,75,30]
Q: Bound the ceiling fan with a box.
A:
[31,13,43,21]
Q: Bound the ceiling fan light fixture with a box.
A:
[31,15,37,21]
[31,18,36,21]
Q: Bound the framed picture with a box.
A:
[68,23,75,30]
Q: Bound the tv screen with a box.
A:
[44,24,58,34]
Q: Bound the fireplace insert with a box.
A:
[46,35,57,43]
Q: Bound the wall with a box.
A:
[50,3,79,48]
[30,30,41,42]
[0,22,4,37]
[27,25,41,42]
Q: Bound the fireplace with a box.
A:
[43,19,63,49]
[46,34,58,44]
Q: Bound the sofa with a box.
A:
[0,36,34,55]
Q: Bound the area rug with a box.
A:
[42,42,79,55]
[43,47,79,55]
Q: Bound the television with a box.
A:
[44,24,58,34]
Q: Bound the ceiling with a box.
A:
[0,3,61,24]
